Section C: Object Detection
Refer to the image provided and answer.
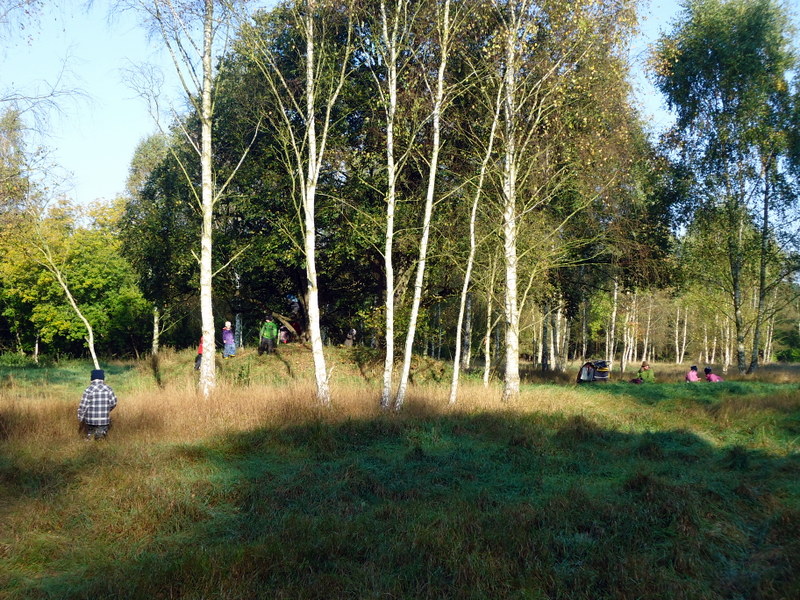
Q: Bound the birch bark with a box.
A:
[394,0,453,410]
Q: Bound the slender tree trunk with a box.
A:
[558,310,569,372]
[394,0,451,410]
[681,308,688,364]
[723,318,732,373]
[234,270,243,349]
[500,18,520,402]
[711,315,718,364]
[303,3,331,405]
[581,299,588,360]
[152,304,160,355]
[378,0,403,408]
[449,100,499,402]
[764,312,775,364]
[643,294,652,362]
[606,279,618,367]
[674,305,681,364]
[198,0,216,397]
[748,164,771,374]
[461,293,472,370]
[483,294,493,387]
[552,304,562,371]
[540,303,550,372]
[34,240,100,370]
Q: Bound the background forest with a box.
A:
[1,0,799,399]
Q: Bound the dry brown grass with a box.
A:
[0,376,620,450]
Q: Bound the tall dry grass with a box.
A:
[0,378,605,445]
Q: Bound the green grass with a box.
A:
[1,353,799,599]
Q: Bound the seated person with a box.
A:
[685,365,700,382]
[636,360,655,383]
[704,367,723,382]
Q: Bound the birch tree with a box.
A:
[124,0,262,395]
[237,0,356,405]
[362,0,419,409]
[448,83,502,405]
[393,0,457,411]
[653,0,800,373]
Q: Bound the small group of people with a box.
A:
[578,359,726,385]
[193,316,295,369]
[686,365,723,382]
[194,321,237,369]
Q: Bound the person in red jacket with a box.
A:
[194,337,203,370]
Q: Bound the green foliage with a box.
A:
[1,201,152,357]
[0,352,39,368]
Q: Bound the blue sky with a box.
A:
[2,0,691,204]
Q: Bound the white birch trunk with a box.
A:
[483,293,493,387]
[152,304,160,356]
[581,300,588,360]
[448,95,498,402]
[643,294,652,362]
[500,15,520,402]
[33,236,101,370]
[378,0,404,409]
[764,313,775,364]
[198,0,216,397]
[680,309,689,364]
[51,260,100,370]
[303,4,331,406]
[711,315,718,364]
[461,293,473,371]
[606,279,618,368]
[674,304,681,364]
[394,0,451,410]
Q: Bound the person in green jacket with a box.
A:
[258,315,279,355]
[637,361,655,383]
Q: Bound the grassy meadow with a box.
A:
[1,346,799,599]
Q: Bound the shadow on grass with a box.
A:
[3,409,800,600]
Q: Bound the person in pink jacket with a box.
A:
[704,367,723,382]
[685,365,700,382]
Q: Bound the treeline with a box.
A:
[1,0,799,398]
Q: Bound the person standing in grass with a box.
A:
[222,321,236,358]
[685,365,700,382]
[194,336,203,370]
[78,369,117,441]
[704,367,723,382]
[259,315,279,355]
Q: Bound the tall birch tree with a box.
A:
[393,0,456,410]
[237,0,356,405]
[653,0,799,373]
[362,0,418,409]
[124,0,240,396]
